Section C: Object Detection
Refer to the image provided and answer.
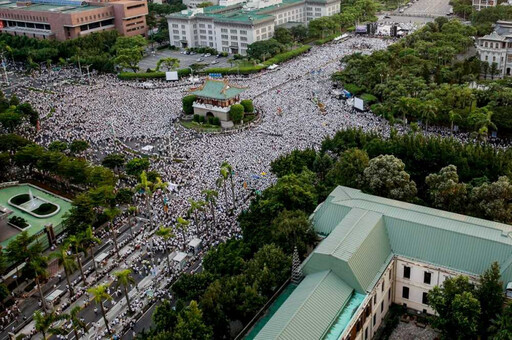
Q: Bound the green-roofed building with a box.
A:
[166,0,340,54]
[251,186,512,340]
[189,78,247,127]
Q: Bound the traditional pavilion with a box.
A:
[189,78,247,128]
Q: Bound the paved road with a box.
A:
[398,0,451,17]
[138,49,231,72]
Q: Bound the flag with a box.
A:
[243,181,247,189]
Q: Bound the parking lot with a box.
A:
[138,48,231,72]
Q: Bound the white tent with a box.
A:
[46,289,64,304]
[188,238,202,254]
[173,252,188,269]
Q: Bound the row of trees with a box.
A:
[0,92,39,133]
[270,128,512,223]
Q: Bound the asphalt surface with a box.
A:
[138,49,231,72]
[397,0,451,17]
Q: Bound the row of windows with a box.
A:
[5,21,51,30]
[401,286,429,305]
[402,265,432,284]
[1,13,47,22]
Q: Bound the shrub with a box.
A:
[208,117,215,125]
[212,117,221,126]
[10,194,29,205]
[198,115,206,123]
[343,83,363,95]
[240,99,254,113]
[9,216,29,229]
[117,68,191,80]
[360,93,378,105]
[193,114,200,122]
[182,95,197,115]
[32,203,58,215]
[229,104,245,124]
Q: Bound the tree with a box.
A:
[240,99,254,113]
[156,57,180,71]
[188,198,205,229]
[290,25,308,42]
[80,226,101,278]
[273,27,293,45]
[48,141,68,152]
[172,272,215,302]
[25,254,49,313]
[489,302,512,339]
[104,207,121,258]
[246,244,291,296]
[114,48,143,72]
[469,176,512,223]
[6,231,41,292]
[425,165,467,213]
[202,189,218,226]
[126,157,150,177]
[221,161,236,207]
[182,95,197,115]
[229,104,245,124]
[420,99,439,131]
[362,155,417,201]
[428,275,480,339]
[51,246,78,297]
[114,269,136,313]
[152,299,179,333]
[114,35,147,53]
[87,284,113,334]
[69,139,89,155]
[271,209,316,258]
[67,235,87,284]
[197,1,213,7]
[155,226,175,269]
[469,106,496,140]
[246,39,283,60]
[65,306,87,340]
[173,300,213,340]
[326,148,369,188]
[102,153,125,173]
[33,310,67,340]
[477,262,504,338]
[0,110,22,132]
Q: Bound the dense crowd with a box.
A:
[14,36,478,337]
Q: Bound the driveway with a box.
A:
[138,49,231,72]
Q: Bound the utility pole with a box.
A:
[85,64,91,83]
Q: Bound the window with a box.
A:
[365,327,368,340]
[221,28,228,33]
[373,294,376,305]
[388,289,391,301]
[402,286,409,299]
[222,41,228,46]
[200,29,206,34]
[389,269,392,279]
[373,314,376,326]
[422,292,429,305]
[381,282,385,292]
[173,29,179,34]
[240,30,247,35]
[380,301,384,313]
[222,34,228,39]
[172,24,179,28]
[240,37,247,41]
[230,29,237,33]
[231,35,238,40]
[403,266,411,279]
[424,272,431,285]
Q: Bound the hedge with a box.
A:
[118,68,191,80]
[200,45,312,75]
[314,34,339,45]
[360,93,378,104]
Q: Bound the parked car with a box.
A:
[197,58,204,62]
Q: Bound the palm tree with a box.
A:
[113,269,136,314]
[448,110,461,135]
[481,61,489,80]
[216,176,228,207]
[65,306,88,340]
[202,189,218,227]
[396,97,411,127]
[127,205,138,237]
[177,217,190,238]
[420,100,439,131]
[5,231,39,292]
[104,207,121,258]
[469,107,496,141]
[155,225,175,269]
[489,304,512,339]
[80,226,101,278]
[87,284,113,334]
[135,171,167,228]
[26,254,50,313]
[33,310,67,339]
[67,235,87,284]
[187,198,205,229]
[51,246,78,297]
[221,161,236,207]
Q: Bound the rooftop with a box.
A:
[168,0,303,23]
[254,186,512,339]
[0,0,102,13]
[190,79,246,100]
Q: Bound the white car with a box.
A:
[205,53,211,57]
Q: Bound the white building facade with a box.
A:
[167,0,340,55]
[477,21,512,78]
[472,0,496,10]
